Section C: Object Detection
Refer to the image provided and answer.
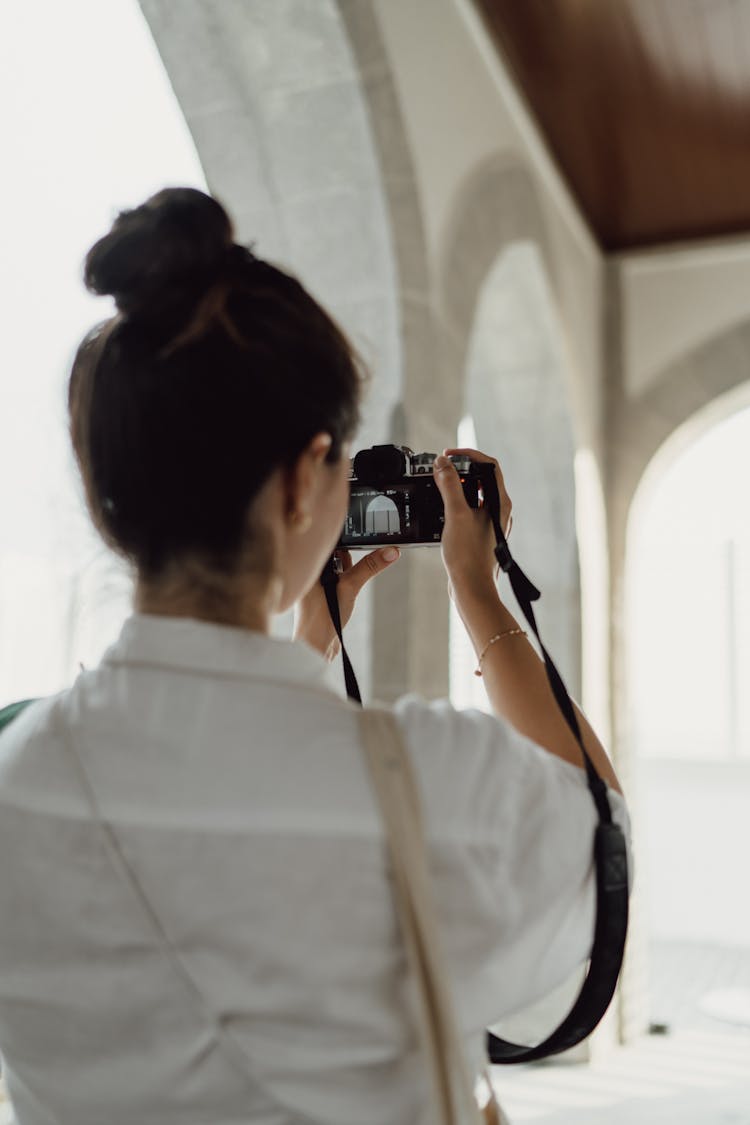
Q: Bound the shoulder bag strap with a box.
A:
[359,706,505,1125]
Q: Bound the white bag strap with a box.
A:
[359,707,502,1125]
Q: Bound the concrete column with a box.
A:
[340,1,452,701]
[138,0,411,698]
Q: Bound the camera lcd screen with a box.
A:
[338,480,443,548]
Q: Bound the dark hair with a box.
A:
[69,187,363,577]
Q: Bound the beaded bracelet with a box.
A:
[474,628,527,676]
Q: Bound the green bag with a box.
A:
[0,699,37,735]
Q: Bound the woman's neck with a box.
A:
[135,557,282,633]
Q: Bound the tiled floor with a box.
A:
[494,1027,750,1123]
[649,941,750,1033]
[494,941,750,1124]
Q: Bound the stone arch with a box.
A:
[137,0,405,446]
[611,317,750,551]
[609,318,750,753]
[607,316,750,1041]
[137,0,443,699]
[626,377,750,743]
[439,154,581,690]
[439,153,560,350]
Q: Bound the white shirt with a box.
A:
[0,614,630,1125]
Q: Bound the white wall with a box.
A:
[639,760,750,946]
[620,238,750,397]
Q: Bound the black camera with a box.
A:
[338,444,493,549]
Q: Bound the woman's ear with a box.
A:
[306,432,334,465]
[284,432,333,527]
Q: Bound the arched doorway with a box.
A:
[450,240,581,712]
[627,386,750,1035]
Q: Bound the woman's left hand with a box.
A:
[293,547,400,660]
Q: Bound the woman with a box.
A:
[0,188,628,1124]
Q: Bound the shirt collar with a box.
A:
[101,613,334,689]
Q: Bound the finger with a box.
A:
[443,447,499,466]
[334,549,353,573]
[432,454,471,515]
[443,448,511,526]
[443,446,505,483]
[343,546,401,595]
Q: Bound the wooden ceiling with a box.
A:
[474,0,750,250]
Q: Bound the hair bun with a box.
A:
[84,187,234,317]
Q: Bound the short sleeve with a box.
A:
[392,695,632,1026]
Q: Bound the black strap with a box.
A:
[322,474,629,1064]
[320,556,362,705]
[488,819,629,1061]
[481,473,629,1062]
[484,476,611,822]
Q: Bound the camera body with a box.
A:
[338,444,493,549]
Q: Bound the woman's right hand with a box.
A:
[432,448,512,602]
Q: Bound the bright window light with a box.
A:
[0,0,206,705]
[629,405,750,759]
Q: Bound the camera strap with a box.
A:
[319,474,629,1063]
[320,557,362,705]
[480,474,629,1063]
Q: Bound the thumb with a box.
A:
[432,454,466,514]
[345,546,401,595]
